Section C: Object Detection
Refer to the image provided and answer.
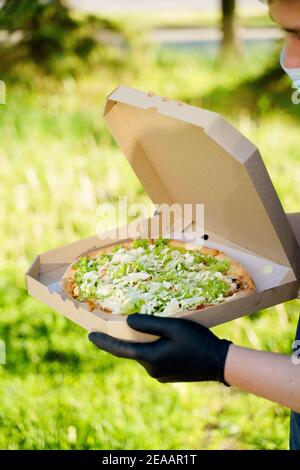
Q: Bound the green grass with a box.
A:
[0,42,299,449]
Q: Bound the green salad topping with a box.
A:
[72,238,233,316]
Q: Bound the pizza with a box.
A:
[61,238,256,317]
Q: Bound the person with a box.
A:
[89,0,300,450]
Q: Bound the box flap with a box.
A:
[287,212,300,248]
[103,85,300,273]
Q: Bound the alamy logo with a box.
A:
[292,340,300,365]
[96,198,205,244]
[0,80,6,104]
[291,82,300,105]
[0,340,6,365]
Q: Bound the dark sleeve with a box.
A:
[296,317,300,342]
[289,316,300,450]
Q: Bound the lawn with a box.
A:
[0,39,299,449]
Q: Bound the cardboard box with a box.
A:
[26,85,300,342]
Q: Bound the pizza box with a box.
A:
[26,85,300,342]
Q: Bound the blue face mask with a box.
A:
[280,46,300,91]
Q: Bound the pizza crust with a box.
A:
[60,239,256,315]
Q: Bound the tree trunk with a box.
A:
[221,0,240,59]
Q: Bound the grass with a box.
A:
[0,39,299,449]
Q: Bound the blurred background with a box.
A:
[0,0,299,450]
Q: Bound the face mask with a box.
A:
[280,46,300,91]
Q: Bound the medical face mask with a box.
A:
[280,46,300,91]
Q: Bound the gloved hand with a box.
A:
[89,314,232,385]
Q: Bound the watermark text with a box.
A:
[0,80,6,104]
[96,198,205,244]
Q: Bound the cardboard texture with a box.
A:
[26,85,300,342]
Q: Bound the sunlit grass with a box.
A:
[0,44,299,450]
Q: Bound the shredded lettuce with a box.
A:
[123,298,145,315]
[73,239,232,315]
[132,239,149,249]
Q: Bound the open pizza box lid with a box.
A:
[26,85,300,342]
[103,85,300,273]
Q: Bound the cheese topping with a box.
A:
[72,239,235,316]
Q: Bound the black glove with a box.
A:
[89,314,232,385]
